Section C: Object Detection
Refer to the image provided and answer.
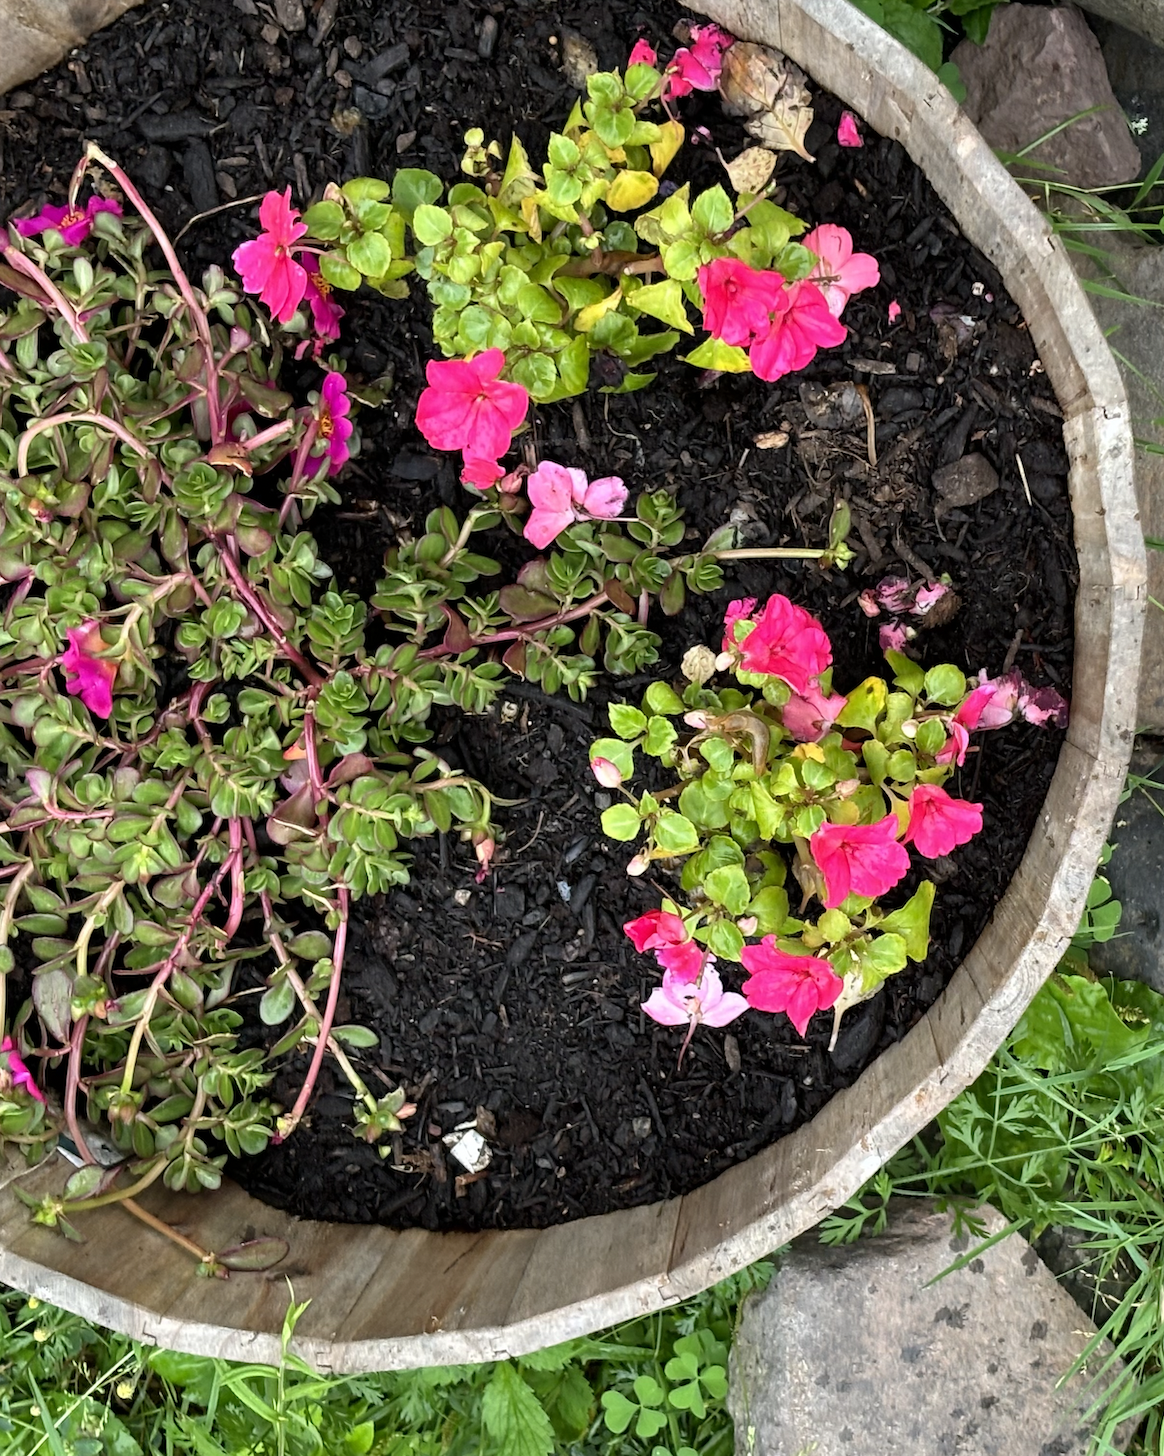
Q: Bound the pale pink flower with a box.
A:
[837,111,863,148]
[304,270,344,342]
[904,783,983,858]
[698,258,786,347]
[59,620,117,718]
[970,669,1069,731]
[665,23,734,97]
[802,224,881,319]
[879,622,911,653]
[749,280,847,381]
[14,196,122,245]
[628,37,658,66]
[0,1035,46,1104]
[625,909,704,980]
[318,372,353,474]
[810,816,911,909]
[473,831,495,883]
[642,965,748,1031]
[739,939,843,1036]
[888,299,902,324]
[232,188,309,324]
[723,594,832,696]
[523,461,627,549]
[782,683,847,742]
[590,755,623,788]
[415,348,529,461]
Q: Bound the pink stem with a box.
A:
[224,818,245,940]
[17,411,155,477]
[1,247,88,341]
[274,886,349,1142]
[210,535,325,687]
[65,1015,95,1164]
[418,589,610,660]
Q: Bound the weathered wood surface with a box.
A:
[0,0,1143,1373]
[0,0,145,94]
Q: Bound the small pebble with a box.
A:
[453,888,472,907]
[556,880,571,903]
[594,791,612,810]
[632,1116,653,1139]
[477,15,498,59]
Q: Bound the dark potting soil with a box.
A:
[1,0,1076,1230]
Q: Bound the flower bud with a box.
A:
[736,915,758,935]
[590,755,622,788]
[681,644,718,685]
[626,851,651,877]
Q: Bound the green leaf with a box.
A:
[319,252,362,291]
[682,336,751,372]
[691,184,733,236]
[837,677,888,734]
[923,663,967,706]
[609,704,648,739]
[510,352,558,400]
[260,977,296,1026]
[482,1363,555,1456]
[346,231,392,277]
[705,919,745,961]
[853,931,909,986]
[302,200,345,239]
[590,737,635,781]
[601,1390,638,1435]
[885,649,924,696]
[602,803,642,841]
[749,884,789,935]
[877,881,935,961]
[654,811,700,855]
[644,716,678,757]
[412,204,454,245]
[629,278,693,333]
[391,168,443,219]
[644,681,685,715]
[704,864,751,916]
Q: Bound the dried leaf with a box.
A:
[719,43,815,163]
[725,146,777,194]
[216,1236,290,1272]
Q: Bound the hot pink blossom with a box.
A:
[888,299,901,324]
[698,258,786,347]
[59,620,117,718]
[318,372,353,474]
[749,280,847,381]
[935,682,999,766]
[628,37,658,66]
[837,111,863,148]
[232,188,309,324]
[523,461,627,549]
[723,597,757,645]
[935,721,970,768]
[642,965,748,1030]
[0,1036,45,1104]
[904,783,983,859]
[14,196,123,246]
[625,909,704,980]
[461,455,504,489]
[802,225,881,319]
[739,938,843,1036]
[304,271,344,342]
[415,348,529,461]
[810,816,911,909]
[590,755,623,788]
[782,683,847,742]
[666,23,734,97]
[723,594,832,696]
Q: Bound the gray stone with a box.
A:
[951,6,1141,190]
[1092,15,1164,188]
[931,453,999,518]
[728,1203,1135,1456]
[1074,0,1164,52]
[1087,739,1164,990]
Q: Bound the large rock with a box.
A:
[1,0,144,95]
[951,5,1141,190]
[1073,0,1164,53]
[1088,739,1164,989]
[729,1203,1136,1455]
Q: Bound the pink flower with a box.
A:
[304,270,344,342]
[810,816,911,909]
[473,831,495,883]
[739,939,843,1036]
[523,461,627,549]
[870,576,914,616]
[591,755,623,788]
[888,299,902,324]
[0,1036,46,1104]
[749,280,847,381]
[415,348,529,462]
[232,188,309,324]
[837,111,863,148]
[666,23,734,97]
[698,258,786,347]
[914,582,952,616]
[724,594,832,696]
[625,909,704,980]
[461,455,504,489]
[14,196,123,245]
[802,225,881,319]
[934,682,998,767]
[969,669,1069,731]
[723,597,758,645]
[318,372,353,474]
[935,720,971,768]
[782,683,847,742]
[904,783,983,859]
[642,965,748,1029]
[879,622,911,654]
[628,37,658,66]
[59,620,117,718]
[1020,682,1069,728]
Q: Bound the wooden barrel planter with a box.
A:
[0,0,1144,1371]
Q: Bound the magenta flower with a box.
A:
[904,783,983,859]
[628,37,658,66]
[723,594,832,696]
[666,23,734,97]
[625,909,704,981]
[233,188,309,324]
[304,270,344,342]
[837,111,863,148]
[461,455,504,489]
[749,280,847,381]
[0,1036,45,1105]
[523,461,627,550]
[317,372,353,474]
[14,196,122,245]
[802,225,881,320]
[415,348,529,462]
[879,622,911,654]
[739,939,843,1036]
[590,755,623,788]
[698,258,786,347]
[642,965,748,1030]
[970,669,1069,731]
[782,682,847,742]
[888,299,902,324]
[810,816,911,909]
[59,620,117,718]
